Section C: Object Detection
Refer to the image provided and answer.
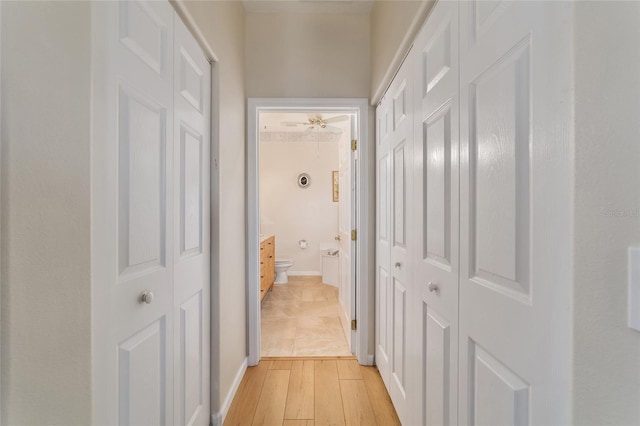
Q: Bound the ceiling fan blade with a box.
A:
[281,121,303,127]
[324,115,349,124]
[325,125,343,134]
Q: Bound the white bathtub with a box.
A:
[321,249,339,287]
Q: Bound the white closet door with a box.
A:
[93,1,176,424]
[387,55,414,425]
[173,16,211,426]
[458,1,573,424]
[92,2,211,425]
[411,1,460,425]
[375,98,392,389]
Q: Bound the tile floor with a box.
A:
[261,276,351,357]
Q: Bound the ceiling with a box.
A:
[259,111,352,133]
[243,0,374,15]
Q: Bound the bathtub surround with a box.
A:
[260,130,343,274]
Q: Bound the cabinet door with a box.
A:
[260,242,268,299]
[267,237,275,287]
[458,2,573,424]
[411,1,460,425]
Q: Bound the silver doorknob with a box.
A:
[395,262,402,269]
[140,290,154,304]
[428,282,439,293]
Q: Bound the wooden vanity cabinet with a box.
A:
[260,236,275,301]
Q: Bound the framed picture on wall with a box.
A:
[332,171,339,202]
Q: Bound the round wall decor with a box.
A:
[297,173,311,188]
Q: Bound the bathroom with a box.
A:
[258,111,353,357]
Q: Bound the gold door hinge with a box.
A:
[351,319,357,330]
[351,139,357,151]
[351,230,357,241]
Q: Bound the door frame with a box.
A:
[247,98,372,366]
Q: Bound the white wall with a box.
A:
[180,1,247,419]
[260,135,340,274]
[0,2,92,424]
[573,2,640,424]
[245,11,370,98]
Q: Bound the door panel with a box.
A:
[111,2,176,424]
[180,126,204,257]
[469,38,530,300]
[119,0,168,76]
[119,318,168,426]
[173,15,211,426]
[118,87,167,277]
[387,56,414,425]
[180,291,204,425]
[470,343,530,426]
[459,1,573,424]
[412,1,460,425]
[375,100,392,388]
[423,306,451,426]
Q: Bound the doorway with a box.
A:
[247,98,372,366]
[259,111,352,357]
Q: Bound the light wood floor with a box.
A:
[224,358,401,426]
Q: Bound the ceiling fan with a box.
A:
[281,113,349,134]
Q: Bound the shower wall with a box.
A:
[260,134,340,274]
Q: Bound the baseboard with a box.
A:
[211,357,248,426]
[367,354,374,366]
[288,271,321,276]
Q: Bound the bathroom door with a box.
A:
[338,118,355,349]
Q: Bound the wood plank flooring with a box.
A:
[224,358,400,426]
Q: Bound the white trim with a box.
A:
[210,357,248,426]
[247,98,372,367]
[0,4,3,423]
[170,0,219,63]
[288,271,321,277]
[366,354,374,366]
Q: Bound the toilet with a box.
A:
[274,259,294,284]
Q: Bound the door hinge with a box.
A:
[351,139,357,151]
[351,230,357,241]
[351,319,357,330]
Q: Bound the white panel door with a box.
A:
[411,1,460,425]
[173,16,211,426]
[338,119,354,346]
[387,55,414,425]
[459,1,573,424]
[375,98,392,390]
[93,1,176,424]
[92,2,211,425]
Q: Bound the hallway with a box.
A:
[224,359,400,426]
